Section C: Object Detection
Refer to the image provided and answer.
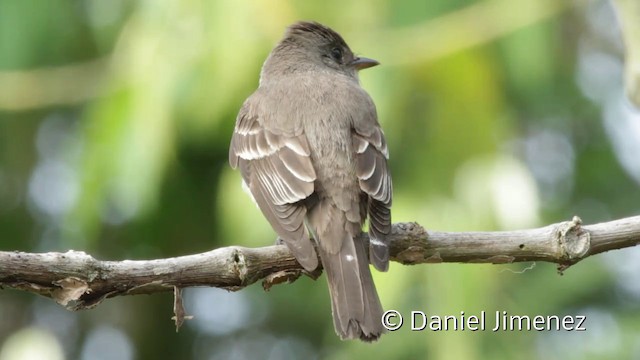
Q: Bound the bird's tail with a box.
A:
[319,230,385,342]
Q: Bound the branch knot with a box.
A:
[557,216,591,261]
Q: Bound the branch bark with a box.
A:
[1,215,639,315]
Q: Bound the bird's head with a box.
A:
[262,21,379,80]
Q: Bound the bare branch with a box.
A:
[1,216,639,313]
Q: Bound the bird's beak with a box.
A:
[351,57,379,70]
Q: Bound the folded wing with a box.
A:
[229,104,319,271]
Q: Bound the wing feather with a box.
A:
[352,126,392,272]
[229,104,318,271]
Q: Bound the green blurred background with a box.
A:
[1,0,640,359]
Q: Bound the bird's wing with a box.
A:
[229,102,319,271]
[352,124,392,271]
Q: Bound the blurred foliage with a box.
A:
[1,0,640,359]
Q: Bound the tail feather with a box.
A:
[319,231,385,342]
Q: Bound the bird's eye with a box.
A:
[330,47,343,61]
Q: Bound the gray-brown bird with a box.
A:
[228,21,392,342]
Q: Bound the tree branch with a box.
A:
[1,216,639,315]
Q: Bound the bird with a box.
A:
[228,21,392,342]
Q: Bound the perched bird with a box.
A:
[228,21,392,342]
